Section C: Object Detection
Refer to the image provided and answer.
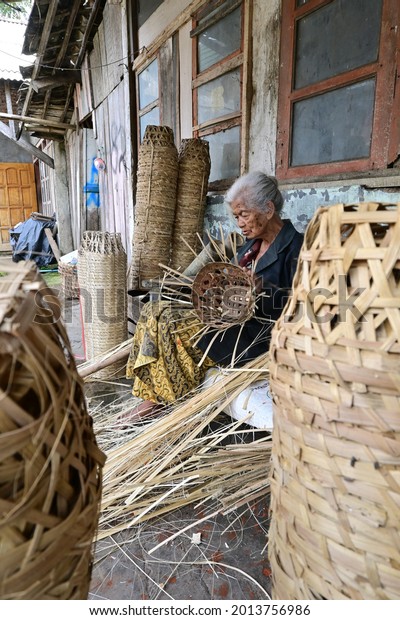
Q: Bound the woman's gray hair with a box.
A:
[225,171,284,214]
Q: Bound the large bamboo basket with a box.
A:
[0,260,105,599]
[129,125,179,289]
[268,202,400,600]
[171,138,211,271]
[78,231,128,379]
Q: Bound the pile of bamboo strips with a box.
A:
[93,353,271,540]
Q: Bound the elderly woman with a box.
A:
[126,171,303,417]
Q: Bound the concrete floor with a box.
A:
[62,297,272,601]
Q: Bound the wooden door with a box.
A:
[0,163,38,250]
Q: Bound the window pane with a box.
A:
[295,0,382,89]
[139,107,160,141]
[291,79,375,166]
[138,59,159,109]
[198,7,241,73]
[204,126,240,181]
[198,68,241,125]
[137,0,164,28]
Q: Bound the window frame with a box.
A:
[136,56,161,142]
[191,0,250,189]
[276,0,400,181]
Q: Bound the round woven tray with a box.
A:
[268,202,400,600]
[171,138,210,271]
[191,261,255,329]
[0,260,105,599]
[129,125,179,290]
[78,231,127,379]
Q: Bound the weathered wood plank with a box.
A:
[0,113,74,129]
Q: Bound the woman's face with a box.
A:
[230,198,274,239]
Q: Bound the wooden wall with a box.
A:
[66,1,132,257]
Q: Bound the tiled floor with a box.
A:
[89,500,271,601]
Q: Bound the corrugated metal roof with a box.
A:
[0,18,34,81]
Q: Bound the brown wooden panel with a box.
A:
[0,209,9,225]
[10,206,24,223]
[0,163,37,249]
[8,187,21,206]
[5,168,18,185]
[19,170,31,186]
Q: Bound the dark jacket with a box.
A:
[197,220,303,366]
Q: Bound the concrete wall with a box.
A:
[0,133,33,163]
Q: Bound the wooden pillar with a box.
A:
[53,141,74,254]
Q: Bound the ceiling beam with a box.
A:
[42,0,83,118]
[17,0,61,139]
[31,71,82,93]
[0,113,74,129]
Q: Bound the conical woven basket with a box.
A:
[171,138,211,271]
[0,260,105,599]
[129,125,179,289]
[268,202,400,600]
[78,231,127,379]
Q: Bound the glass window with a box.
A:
[138,59,159,109]
[198,7,241,72]
[137,58,160,143]
[137,0,164,28]
[295,0,382,89]
[139,107,160,141]
[193,1,244,183]
[291,79,375,166]
[197,68,241,125]
[276,0,397,179]
[203,126,240,182]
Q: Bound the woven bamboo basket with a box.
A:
[78,232,127,379]
[191,261,256,329]
[171,138,211,271]
[58,261,79,299]
[268,202,400,600]
[0,260,105,599]
[129,125,179,290]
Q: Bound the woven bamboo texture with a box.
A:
[171,138,211,271]
[0,260,105,599]
[58,262,79,299]
[129,125,179,290]
[78,232,127,379]
[268,202,400,600]
[192,261,256,329]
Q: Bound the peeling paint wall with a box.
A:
[204,183,400,241]
[282,184,400,233]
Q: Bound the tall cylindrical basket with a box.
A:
[0,260,105,599]
[171,138,211,271]
[78,231,127,378]
[268,202,400,600]
[129,125,179,289]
